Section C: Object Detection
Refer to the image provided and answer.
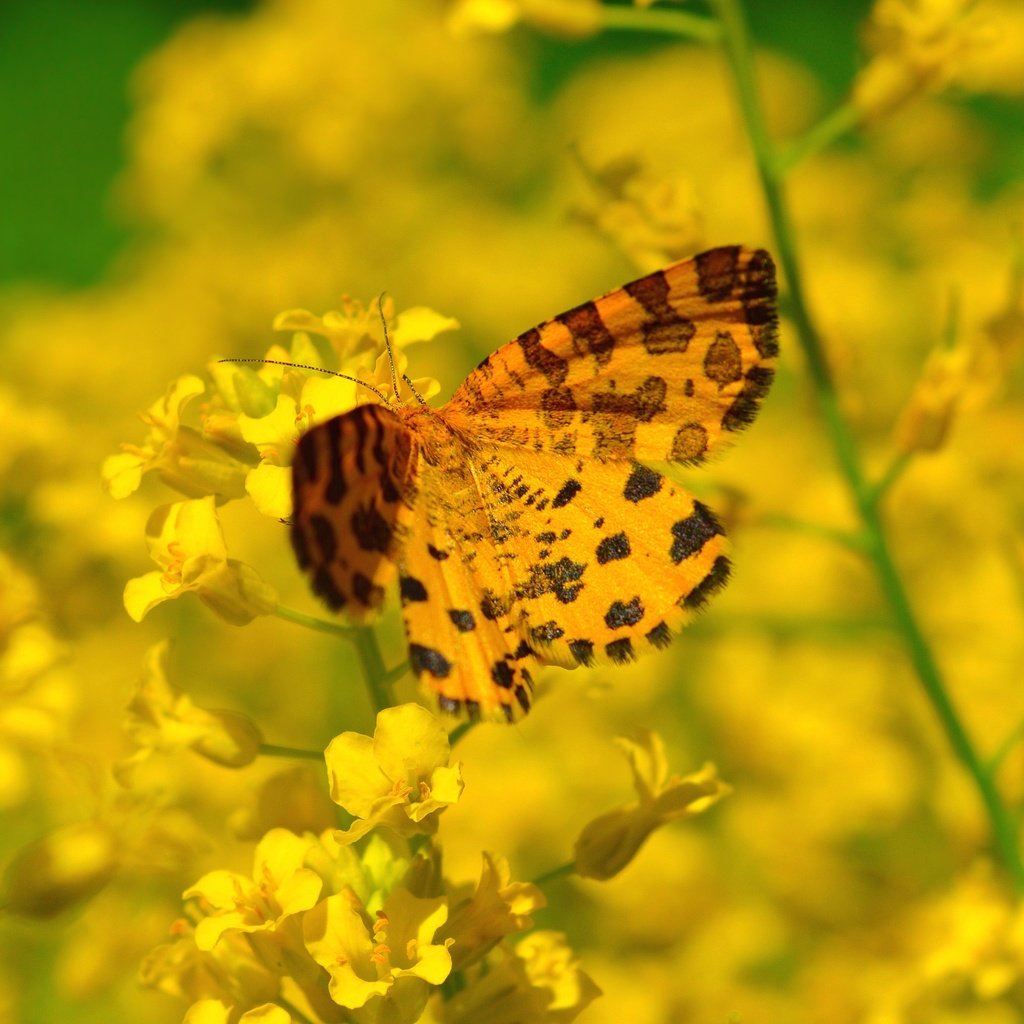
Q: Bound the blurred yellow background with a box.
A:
[2,0,1024,1021]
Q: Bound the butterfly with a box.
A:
[290,246,778,721]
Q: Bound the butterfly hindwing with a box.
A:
[291,403,418,621]
[468,447,728,670]
[445,246,778,466]
[396,457,535,722]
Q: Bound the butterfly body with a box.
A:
[291,245,779,721]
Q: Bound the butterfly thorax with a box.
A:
[398,403,476,477]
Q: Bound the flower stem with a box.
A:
[599,4,720,42]
[259,743,323,761]
[710,0,1024,891]
[773,101,861,175]
[353,626,393,715]
[532,861,577,887]
[275,605,393,716]
[274,604,358,638]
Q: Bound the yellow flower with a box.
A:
[431,931,600,1023]
[441,852,545,969]
[919,867,1024,1000]
[102,374,248,501]
[573,732,728,880]
[123,496,278,625]
[303,887,453,1016]
[1,821,118,918]
[446,0,602,38]
[237,373,359,520]
[571,154,703,272]
[894,338,977,453]
[184,829,323,952]
[325,704,464,845]
[853,0,991,119]
[140,920,279,1008]
[274,294,457,366]
[120,640,263,771]
[184,1000,295,1024]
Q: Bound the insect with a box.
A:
[290,246,778,721]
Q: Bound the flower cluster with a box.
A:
[141,705,675,1023]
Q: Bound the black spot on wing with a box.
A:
[605,597,644,629]
[569,639,594,666]
[596,532,630,564]
[669,502,723,564]
[353,571,384,608]
[400,575,429,603]
[551,479,582,509]
[410,643,452,679]
[681,555,731,610]
[624,463,662,503]
[351,501,393,554]
[530,620,565,644]
[448,609,476,633]
[646,621,672,649]
[308,514,337,562]
[312,566,346,611]
[606,638,636,664]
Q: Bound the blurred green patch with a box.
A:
[0,0,251,288]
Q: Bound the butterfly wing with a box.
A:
[444,246,778,465]
[291,403,419,621]
[465,446,729,670]
[395,453,536,722]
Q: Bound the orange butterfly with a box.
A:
[291,246,778,721]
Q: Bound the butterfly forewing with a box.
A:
[291,403,418,621]
[444,246,778,465]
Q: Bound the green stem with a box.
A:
[710,0,1024,891]
[275,605,394,717]
[774,101,861,174]
[353,626,392,715]
[532,861,577,887]
[989,718,1024,777]
[599,4,720,42]
[760,513,868,553]
[866,452,911,508]
[448,721,477,747]
[274,604,358,639]
[259,743,324,761]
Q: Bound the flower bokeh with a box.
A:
[2,0,1024,1021]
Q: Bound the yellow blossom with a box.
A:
[572,155,703,272]
[303,886,453,1017]
[123,496,278,625]
[430,931,600,1023]
[2,821,118,918]
[325,704,464,845]
[273,294,457,364]
[102,375,248,501]
[120,640,263,772]
[894,338,977,453]
[184,829,323,952]
[574,733,728,880]
[446,0,602,38]
[237,373,359,520]
[184,1000,295,1024]
[441,852,546,970]
[139,920,279,1008]
[853,0,991,119]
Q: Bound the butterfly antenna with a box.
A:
[377,295,428,407]
[218,358,391,406]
